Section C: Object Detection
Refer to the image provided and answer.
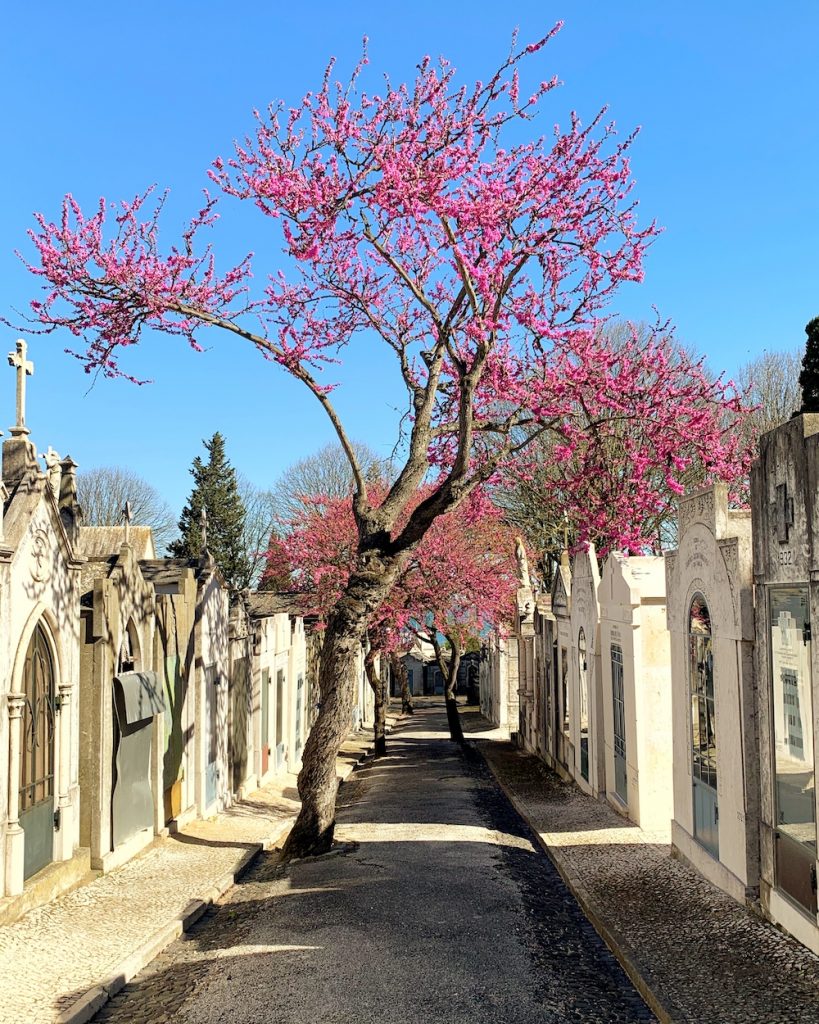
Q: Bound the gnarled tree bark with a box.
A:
[432,634,464,745]
[364,645,388,757]
[391,654,414,715]
[281,557,400,859]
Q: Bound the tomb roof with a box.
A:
[247,591,305,618]
[79,526,156,561]
[139,558,196,587]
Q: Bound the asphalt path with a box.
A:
[94,706,654,1023]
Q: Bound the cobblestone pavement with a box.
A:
[93,707,654,1024]
[460,709,819,1023]
[0,727,381,1024]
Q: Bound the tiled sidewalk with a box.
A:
[0,724,390,1024]
[463,710,819,1024]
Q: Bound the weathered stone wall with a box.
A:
[751,413,819,953]
[599,553,671,830]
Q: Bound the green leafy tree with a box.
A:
[799,317,819,413]
[170,433,251,590]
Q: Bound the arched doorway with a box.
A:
[578,628,589,782]
[20,624,57,879]
[689,594,718,857]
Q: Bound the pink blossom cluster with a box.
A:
[274,486,518,655]
[21,189,252,382]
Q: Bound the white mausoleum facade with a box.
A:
[599,553,672,831]
[665,484,759,905]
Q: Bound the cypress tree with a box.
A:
[170,433,251,590]
[799,317,819,413]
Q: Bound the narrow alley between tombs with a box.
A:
[90,706,654,1024]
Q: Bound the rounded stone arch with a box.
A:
[682,571,735,644]
[670,522,739,639]
[10,602,64,696]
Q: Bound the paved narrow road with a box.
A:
[92,708,654,1023]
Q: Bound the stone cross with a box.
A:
[7,339,34,437]
[121,500,132,545]
[775,482,794,544]
[200,507,208,551]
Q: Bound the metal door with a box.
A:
[112,671,163,848]
[578,629,589,781]
[19,626,56,879]
[552,641,560,764]
[205,665,219,807]
[611,644,628,804]
[559,646,570,768]
[261,668,270,775]
[275,669,285,771]
[295,674,304,756]
[689,595,719,859]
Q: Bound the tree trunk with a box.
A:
[364,647,387,756]
[432,635,464,744]
[282,563,398,860]
[391,654,414,714]
[444,650,464,745]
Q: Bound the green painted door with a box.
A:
[20,626,57,879]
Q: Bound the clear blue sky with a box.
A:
[1,2,817,515]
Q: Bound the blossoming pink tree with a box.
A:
[397,493,518,743]
[280,487,518,747]
[19,27,749,856]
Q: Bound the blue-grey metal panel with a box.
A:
[693,778,719,858]
[21,800,53,879]
[113,671,164,725]
[112,682,155,848]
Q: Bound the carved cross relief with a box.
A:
[775,482,794,545]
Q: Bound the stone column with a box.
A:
[55,683,74,861]
[5,693,26,896]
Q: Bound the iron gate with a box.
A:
[20,625,57,879]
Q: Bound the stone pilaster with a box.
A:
[55,684,74,862]
[5,693,26,897]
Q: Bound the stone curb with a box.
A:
[54,815,295,1024]
[471,742,682,1024]
[54,718,405,1024]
